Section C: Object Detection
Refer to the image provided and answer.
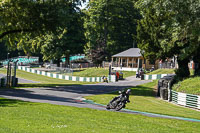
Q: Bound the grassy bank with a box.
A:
[147,69,194,76]
[146,69,175,75]
[172,76,200,95]
[145,69,199,95]
[0,97,199,133]
[72,68,136,78]
[85,81,200,120]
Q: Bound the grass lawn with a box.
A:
[0,97,200,133]
[147,69,194,76]
[85,81,200,120]
[72,68,136,78]
[172,76,200,95]
[0,68,90,88]
[146,69,175,75]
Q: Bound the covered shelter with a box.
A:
[111,48,158,71]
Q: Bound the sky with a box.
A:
[80,0,89,9]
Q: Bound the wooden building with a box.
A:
[111,48,158,71]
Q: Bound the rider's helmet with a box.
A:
[119,90,125,94]
[126,89,131,95]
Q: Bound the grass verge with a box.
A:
[72,68,136,78]
[85,81,200,120]
[0,97,200,133]
[0,68,91,88]
[172,76,200,95]
[146,69,175,75]
[147,69,194,76]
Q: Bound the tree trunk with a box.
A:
[65,51,70,68]
[175,57,190,80]
[193,55,200,76]
[56,58,60,67]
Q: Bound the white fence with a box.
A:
[171,90,200,110]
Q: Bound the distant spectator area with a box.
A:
[0,56,39,66]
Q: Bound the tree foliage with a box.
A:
[136,0,200,79]
[0,0,77,40]
[88,38,107,67]
[84,0,141,62]
[41,11,86,66]
[0,0,86,65]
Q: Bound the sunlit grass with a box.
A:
[0,68,90,88]
[86,81,200,120]
[173,76,200,95]
[0,97,200,133]
[147,69,175,75]
[72,68,136,78]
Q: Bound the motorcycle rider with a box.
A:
[109,89,131,105]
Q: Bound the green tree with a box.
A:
[0,0,85,54]
[84,0,140,61]
[88,38,107,67]
[168,0,200,76]
[41,11,86,67]
[0,0,86,66]
[136,0,200,79]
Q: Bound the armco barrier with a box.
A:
[171,90,200,110]
[17,66,106,82]
[144,74,169,80]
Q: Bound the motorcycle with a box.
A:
[106,89,131,111]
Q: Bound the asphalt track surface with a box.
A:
[0,76,200,122]
[0,76,148,108]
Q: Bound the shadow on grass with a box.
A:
[105,86,155,97]
[131,86,155,97]
[0,98,35,107]
[73,69,85,72]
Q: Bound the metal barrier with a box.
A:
[143,74,169,80]
[171,90,200,110]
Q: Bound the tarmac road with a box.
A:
[0,76,149,109]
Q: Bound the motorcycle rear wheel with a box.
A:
[115,102,125,111]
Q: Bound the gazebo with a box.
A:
[111,48,158,71]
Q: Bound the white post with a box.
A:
[127,58,129,67]
[132,58,133,68]
[111,57,113,65]
[121,58,123,69]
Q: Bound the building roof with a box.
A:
[112,48,142,58]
